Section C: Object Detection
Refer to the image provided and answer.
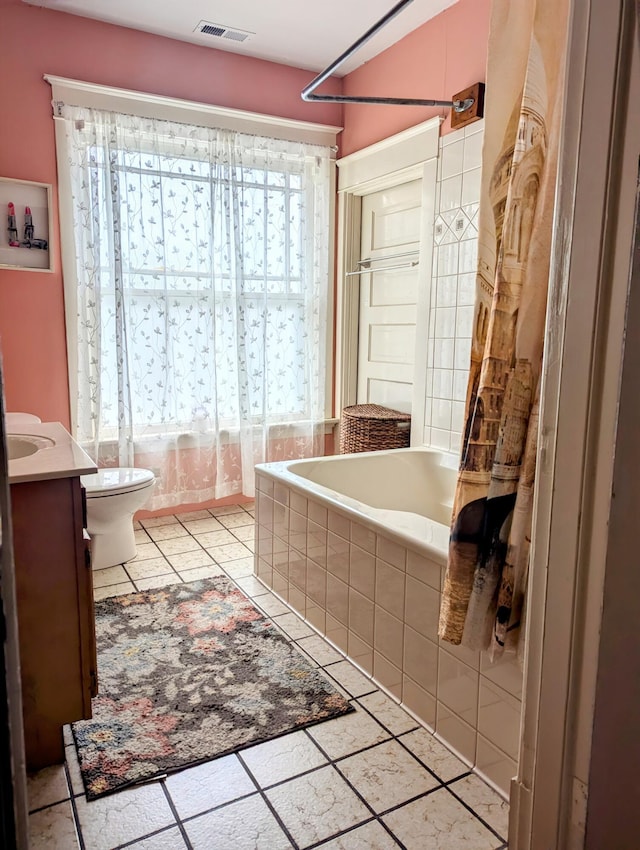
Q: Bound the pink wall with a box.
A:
[0,0,342,426]
[0,0,489,429]
[340,0,491,156]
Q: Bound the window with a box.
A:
[53,86,335,504]
[91,140,318,432]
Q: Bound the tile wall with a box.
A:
[254,470,522,796]
[422,120,484,454]
[420,125,524,793]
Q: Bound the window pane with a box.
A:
[83,131,321,433]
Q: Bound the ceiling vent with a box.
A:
[195,21,253,43]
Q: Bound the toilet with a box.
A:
[6,412,42,428]
[81,468,155,570]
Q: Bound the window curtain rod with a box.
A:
[301,0,478,115]
[44,75,342,147]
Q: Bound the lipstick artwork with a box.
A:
[24,206,34,243]
[6,203,47,250]
[7,202,19,247]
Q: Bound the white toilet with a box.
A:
[81,468,155,570]
[6,412,42,428]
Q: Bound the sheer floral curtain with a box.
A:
[57,105,331,509]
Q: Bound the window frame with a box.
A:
[47,75,340,438]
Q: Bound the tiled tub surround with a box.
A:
[255,448,523,797]
[422,120,484,453]
[28,502,509,850]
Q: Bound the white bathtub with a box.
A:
[258,447,456,562]
[253,446,522,797]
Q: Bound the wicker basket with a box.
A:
[339,404,411,454]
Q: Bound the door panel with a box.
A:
[357,179,422,412]
[370,268,418,307]
[368,378,414,409]
[371,204,422,249]
[369,324,416,364]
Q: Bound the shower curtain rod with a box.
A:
[301,0,477,114]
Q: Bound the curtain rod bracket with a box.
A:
[301,0,485,129]
[453,98,475,113]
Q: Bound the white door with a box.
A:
[356,179,423,412]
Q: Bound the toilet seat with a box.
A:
[6,412,42,428]
[82,467,155,498]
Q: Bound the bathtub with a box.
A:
[269,447,455,558]
[254,446,522,797]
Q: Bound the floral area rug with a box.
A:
[72,577,353,800]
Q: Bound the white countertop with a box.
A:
[7,422,97,484]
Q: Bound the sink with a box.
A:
[5,422,96,485]
[7,434,56,461]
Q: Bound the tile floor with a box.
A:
[27,503,509,850]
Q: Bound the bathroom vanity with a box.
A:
[8,423,97,769]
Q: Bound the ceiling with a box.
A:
[25,0,458,76]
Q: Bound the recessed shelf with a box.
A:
[0,176,52,272]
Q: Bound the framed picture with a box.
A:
[0,177,52,272]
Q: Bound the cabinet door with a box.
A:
[76,495,98,708]
[84,530,97,698]
[12,476,97,768]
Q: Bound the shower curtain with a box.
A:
[438,0,569,656]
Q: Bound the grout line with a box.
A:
[175,788,259,827]
[234,753,302,850]
[27,796,72,816]
[295,734,406,850]
[300,815,389,850]
[372,784,445,819]
[376,817,407,850]
[248,760,332,794]
[442,781,508,843]
[318,664,378,702]
[353,695,420,739]
[122,557,186,592]
[27,760,74,814]
[63,760,87,850]
[329,685,478,794]
[389,728,463,788]
[112,820,190,850]
[302,720,397,773]
[441,770,475,786]
[92,579,136,596]
[285,642,323,672]
[156,782,194,850]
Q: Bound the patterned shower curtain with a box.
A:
[438,0,569,656]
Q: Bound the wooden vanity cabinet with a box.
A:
[11,475,97,770]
